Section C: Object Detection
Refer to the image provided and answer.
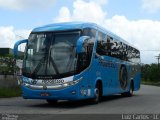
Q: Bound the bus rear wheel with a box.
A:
[121,81,134,97]
[127,81,134,97]
[46,100,58,105]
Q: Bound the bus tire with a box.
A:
[121,81,134,97]
[91,81,102,104]
[46,100,58,105]
[127,81,134,97]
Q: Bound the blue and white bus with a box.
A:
[14,22,141,104]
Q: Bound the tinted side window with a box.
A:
[107,38,128,61]
[77,28,97,71]
[96,33,140,62]
[83,28,96,53]
[82,28,96,38]
[127,47,140,63]
[110,39,120,58]
[106,36,114,56]
[119,43,128,61]
[127,46,133,61]
[96,32,106,55]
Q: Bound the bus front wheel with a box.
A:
[91,82,102,104]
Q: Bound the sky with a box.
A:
[0,0,160,64]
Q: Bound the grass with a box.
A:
[0,87,21,98]
[141,81,160,87]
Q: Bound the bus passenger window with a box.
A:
[82,28,96,55]
[106,36,114,56]
[106,37,111,56]
[110,40,119,58]
[96,31,106,56]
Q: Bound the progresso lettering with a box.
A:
[42,79,64,85]
[99,59,116,68]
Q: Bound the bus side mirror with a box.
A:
[76,36,90,53]
[13,39,28,58]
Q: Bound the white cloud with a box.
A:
[54,7,71,22]
[54,0,160,64]
[0,0,55,11]
[142,0,160,13]
[0,26,30,49]
[54,0,107,24]
[0,26,16,48]
[89,0,108,5]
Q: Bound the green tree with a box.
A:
[141,63,160,82]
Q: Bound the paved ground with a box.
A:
[0,85,160,119]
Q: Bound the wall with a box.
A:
[0,75,18,88]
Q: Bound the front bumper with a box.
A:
[21,83,80,100]
[21,82,93,100]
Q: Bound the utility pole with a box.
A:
[155,54,160,69]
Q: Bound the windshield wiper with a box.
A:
[48,47,60,75]
[31,49,60,76]
[31,56,45,75]
[49,56,59,75]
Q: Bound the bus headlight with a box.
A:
[21,77,31,85]
[62,77,83,87]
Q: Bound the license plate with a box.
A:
[40,92,51,97]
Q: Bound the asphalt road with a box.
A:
[0,85,160,119]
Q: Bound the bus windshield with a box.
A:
[23,31,81,79]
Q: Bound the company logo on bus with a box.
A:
[38,76,53,79]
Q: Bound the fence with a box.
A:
[0,57,19,88]
[0,75,18,88]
